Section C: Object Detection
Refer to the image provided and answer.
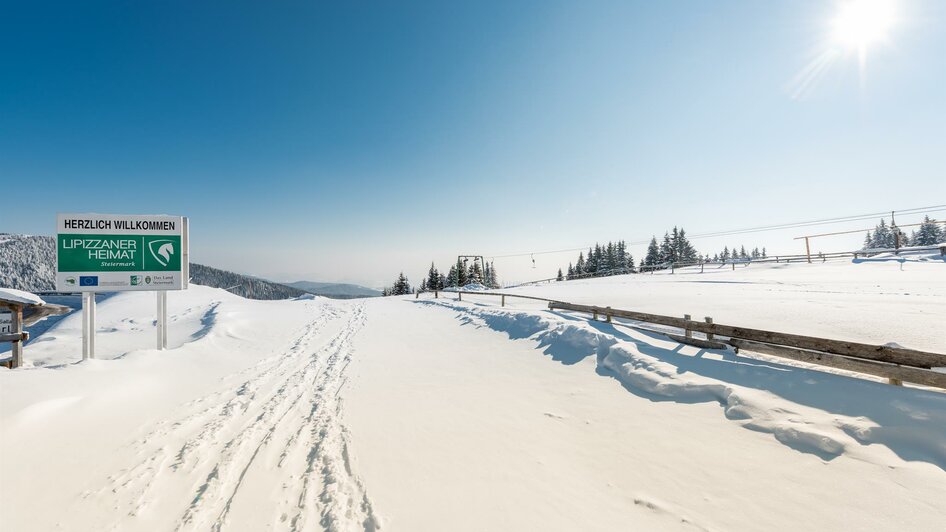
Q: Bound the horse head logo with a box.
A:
[149,240,175,267]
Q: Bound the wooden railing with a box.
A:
[416,289,946,389]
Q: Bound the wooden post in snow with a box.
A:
[684,314,692,339]
[11,305,23,368]
[704,317,714,340]
[606,307,612,323]
[805,237,812,263]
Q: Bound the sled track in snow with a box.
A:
[86,303,378,532]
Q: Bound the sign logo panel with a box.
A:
[55,213,188,292]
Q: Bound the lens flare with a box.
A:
[833,0,896,49]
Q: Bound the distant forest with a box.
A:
[863,216,943,249]
[558,226,766,281]
[382,259,500,296]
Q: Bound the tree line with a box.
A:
[382,259,501,296]
[560,227,765,280]
[863,216,943,249]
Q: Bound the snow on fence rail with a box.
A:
[417,289,946,390]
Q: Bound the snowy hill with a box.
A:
[0,233,304,300]
[285,280,381,298]
[2,255,945,531]
[0,233,56,291]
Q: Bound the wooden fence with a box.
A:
[418,289,946,390]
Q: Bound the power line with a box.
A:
[485,204,946,260]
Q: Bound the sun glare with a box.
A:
[833,0,896,49]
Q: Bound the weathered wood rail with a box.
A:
[415,289,946,389]
[547,301,946,389]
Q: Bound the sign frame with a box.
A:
[55,213,189,292]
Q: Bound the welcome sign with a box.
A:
[56,213,189,292]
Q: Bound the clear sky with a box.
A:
[2,0,944,287]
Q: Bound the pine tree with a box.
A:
[615,240,628,272]
[761,247,767,259]
[575,252,586,276]
[678,228,697,263]
[391,272,411,295]
[556,268,564,281]
[914,216,944,246]
[456,259,468,286]
[659,232,674,264]
[446,264,458,287]
[644,237,660,267]
[487,261,499,288]
[869,219,893,249]
[426,262,441,291]
[467,261,483,285]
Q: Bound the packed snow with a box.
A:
[0,287,46,306]
[1,256,945,531]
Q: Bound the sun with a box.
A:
[832,0,896,49]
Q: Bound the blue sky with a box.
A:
[2,0,944,286]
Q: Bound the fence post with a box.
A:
[805,237,812,263]
[732,262,735,271]
[10,304,23,368]
[700,262,704,273]
[501,295,505,307]
[435,290,439,299]
[705,317,714,340]
[606,307,612,323]
[671,262,674,274]
[593,309,598,321]
[684,314,692,338]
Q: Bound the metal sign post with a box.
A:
[156,291,168,350]
[82,292,95,359]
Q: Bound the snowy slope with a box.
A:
[1,257,945,531]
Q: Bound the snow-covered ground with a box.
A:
[1,256,945,531]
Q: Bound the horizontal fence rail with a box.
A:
[415,289,946,389]
[548,302,946,369]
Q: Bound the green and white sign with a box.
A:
[56,213,189,292]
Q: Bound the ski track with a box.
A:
[81,302,379,532]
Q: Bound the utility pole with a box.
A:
[891,210,901,250]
